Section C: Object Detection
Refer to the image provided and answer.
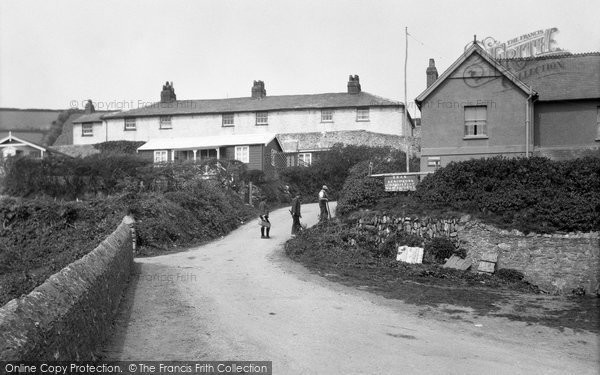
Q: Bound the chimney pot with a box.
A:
[347,74,361,94]
[251,80,266,99]
[160,81,177,103]
[84,99,95,114]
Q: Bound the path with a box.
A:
[101,203,599,374]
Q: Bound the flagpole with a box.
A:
[404,26,409,172]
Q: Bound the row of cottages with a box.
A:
[72,76,414,176]
[416,42,600,172]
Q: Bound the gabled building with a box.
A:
[415,43,600,172]
[72,76,414,169]
[0,132,68,159]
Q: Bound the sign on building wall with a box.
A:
[384,175,418,192]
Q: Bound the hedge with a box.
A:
[413,155,600,233]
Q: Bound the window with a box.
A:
[464,106,488,137]
[427,156,441,169]
[235,146,249,163]
[222,113,234,127]
[124,118,136,131]
[82,123,93,136]
[356,108,370,121]
[298,153,312,167]
[160,116,172,129]
[154,150,168,163]
[321,109,334,122]
[255,112,268,125]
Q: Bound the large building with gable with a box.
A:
[415,43,600,172]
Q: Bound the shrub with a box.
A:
[423,237,458,264]
[94,140,146,154]
[496,268,525,282]
[336,157,408,216]
[280,144,409,202]
[413,155,600,233]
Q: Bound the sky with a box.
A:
[1,0,599,118]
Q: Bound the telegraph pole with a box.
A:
[404,26,410,172]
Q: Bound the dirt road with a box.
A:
[101,203,599,374]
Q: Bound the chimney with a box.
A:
[84,99,95,114]
[251,80,266,99]
[426,59,439,88]
[347,75,361,94]
[160,81,177,102]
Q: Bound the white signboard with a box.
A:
[396,246,424,264]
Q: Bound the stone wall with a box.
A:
[358,213,599,295]
[0,218,134,360]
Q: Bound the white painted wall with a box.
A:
[72,121,107,145]
[73,107,405,144]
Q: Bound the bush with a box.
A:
[2,153,151,199]
[94,140,146,154]
[423,237,460,264]
[496,268,525,282]
[336,157,408,216]
[280,144,409,202]
[413,155,600,233]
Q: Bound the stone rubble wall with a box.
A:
[0,219,135,360]
[358,213,599,295]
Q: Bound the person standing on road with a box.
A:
[290,193,302,235]
[318,185,330,222]
[259,196,271,239]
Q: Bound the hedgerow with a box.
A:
[336,157,407,216]
[413,155,600,233]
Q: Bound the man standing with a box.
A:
[290,193,302,235]
[258,196,270,239]
[318,185,329,222]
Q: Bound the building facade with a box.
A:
[72,77,413,170]
[415,44,600,172]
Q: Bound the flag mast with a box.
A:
[404,26,410,172]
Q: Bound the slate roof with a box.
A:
[72,112,116,123]
[50,144,100,158]
[137,133,280,151]
[105,92,402,119]
[498,53,600,101]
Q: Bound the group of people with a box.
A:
[258,185,330,239]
